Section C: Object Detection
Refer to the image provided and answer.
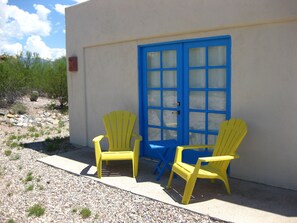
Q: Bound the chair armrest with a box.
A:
[191,155,239,176]
[93,135,107,166]
[174,145,215,163]
[199,155,239,163]
[132,133,142,142]
[132,133,142,160]
[93,135,106,144]
[132,133,142,152]
[178,145,215,150]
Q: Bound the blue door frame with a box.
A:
[138,35,231,163]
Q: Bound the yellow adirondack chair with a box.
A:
[93,110,142,178]
[167,118,247,204]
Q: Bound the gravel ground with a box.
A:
[0,97,226,223]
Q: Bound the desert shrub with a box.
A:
[27,204,45,217]
[11,102,27,114]
[4,150,12,156]
[80,208,91,219]
[0,52,68,106]
[0,55,26,104]
[30,90,39,101]
[43,136,69,153]
[43,57,68,107]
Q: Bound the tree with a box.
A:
[0,55,26,104]
[0,53,68,107]
[44,57,68,107]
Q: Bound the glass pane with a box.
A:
[189,69,206,88]
[208,46,226,66]
[189,133,205,145]
[189,91,205,109]
[163,70,177,88]
[189,112,205,130]
[208,113,225,131]
[208,69,226,88]
[147,71,160,88]
[147,52,160,68]
[208,91,226,110]
[162,50,177,68]
[148,90,160,107]
[163,110,177,128]
[148,109,161,126]
[208,134,217,145]
[164,130,177,140]
[148,128,161,141]
[163,91,177,108]
[189,47,206,67]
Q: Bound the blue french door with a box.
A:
[139,36,231,162]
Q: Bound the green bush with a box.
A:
[30,91,39,101]
[43,57,68,107]
[0,55,26,105]
[27,204,45,217]
[80,208,91,219]
[0,52,68,106]
[24,172,33,183]
[4,150,12,156]
[43,136,66,152]
[11,102,27,114]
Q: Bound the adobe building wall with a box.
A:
[66,0,297,190]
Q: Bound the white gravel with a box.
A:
[0,98,225,223]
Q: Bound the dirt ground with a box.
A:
[0,96,70,153]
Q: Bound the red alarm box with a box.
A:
[68,56,78,72]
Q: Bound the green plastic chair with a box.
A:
[167,118,247,204]
[93,110,142,178]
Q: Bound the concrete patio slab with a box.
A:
[38,148,297,223]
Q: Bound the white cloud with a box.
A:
[54,4,68,15]
[34,4,51,21]
[0,1,87,60]
[1,3,51,39]
[54,1,89,15]
[73,0,89,3]
[24,35,65,60]
[0,42,23,55]
[0,2,57,58]
[0,0,9,31]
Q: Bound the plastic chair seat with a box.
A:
[101,151,134,160]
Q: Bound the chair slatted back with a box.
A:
[103,110,136,151]
[210,118,247,171]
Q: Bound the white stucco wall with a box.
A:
[66,0,297,190]
[84,42,139,146]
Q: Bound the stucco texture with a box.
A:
[66,0,297,190]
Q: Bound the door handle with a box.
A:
[172,110,180,115]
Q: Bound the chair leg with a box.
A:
[221,176,231,194]
[134,158,139,178]
[167,171,174,189]
[182,178,196,205]
[132,159,137,178]
[97,159,102,178]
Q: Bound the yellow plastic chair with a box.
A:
[93,110,142,178]
[167,118,247,204]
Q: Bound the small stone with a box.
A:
[6,114,15,118]
[0,109,7,116]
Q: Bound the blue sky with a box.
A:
[0,0,89,59]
